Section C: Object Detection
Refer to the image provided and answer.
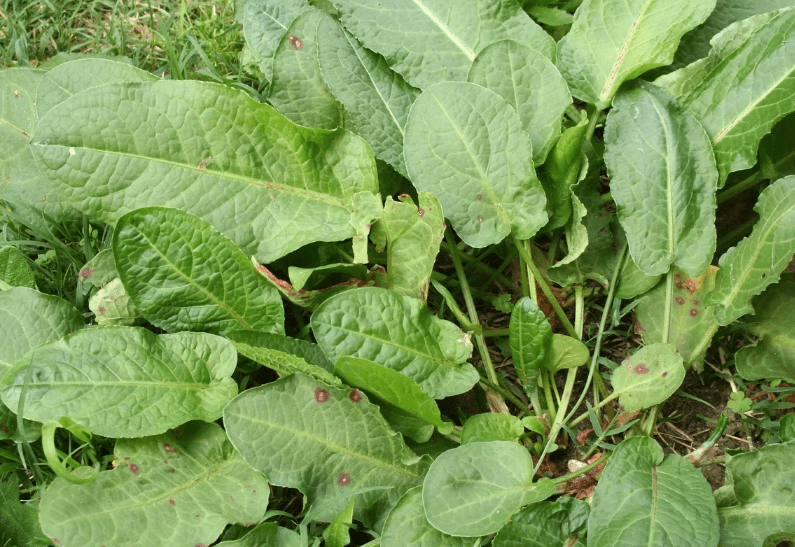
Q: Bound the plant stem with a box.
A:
[716,169,763,205]
[512,239,578,339]
[584,107,602,142]
[569,391,621,427]
[439,241,514,287]
[478,379,532,416]
[482,328,510,337]
[430,278,482,333]
[551,452,610,487]
[661,268,674,344]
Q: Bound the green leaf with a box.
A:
[735,273,795,380]
[404,81,548,248]
[381,486,479,547]
[88,277,141,326]
[0,479,46,547]
[31,80,379,263]
[610,343,685,411]
[288,263,367,291]
[605,81,718,277]
[216,523,301,547]
[588,436,719,547]
[509,297,552,391]
[0,287,83,376]
[706,175,795,325]
[0,401,40,442]
[39,422,268,547]
[379,404,435,444]
[0,246,35,288]
[78,248,118,288]
[546,334,589,373]
[223,373,429,531]
[493,497,589,547]
[114,207,284,336]
[468,40,571,164]
[380,192,445,301]
[311,287,478,399]
[328,0,555,90]
[269,9,343,129]
[656,8,795,184]
[615,254,662,300]
[334,356,450,432]
[0,327,238,437]
[253,260,367,311]
[35,58,157,118]
[556,0,715,108]
[317,17,420,177]
[526,6,574,27]
[322,497,355,547]
[635,266,719,370]
[716,441,795,546]
[460,413,524,445]
[423,441,555,537]
[242,0,312,83]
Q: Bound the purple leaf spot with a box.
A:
[169,498,176,506]
[675,297,685,305]
[662,372,668,377]
[314,388,330,403]
[288,35,303,50]
[476,194,483,201]
[689,308,698,317]
[349,390,362,402]
[634,364,649,374]
[129,463,139,474]
[337,472,351,486]
[79,268,94,279]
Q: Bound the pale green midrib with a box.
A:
[599,0,654,103]
[648,94,677,261]
[233,412,423,479]
[1,117,30,136]
[35,143,351,207]
[10,379,214,389]
[715,198,794,315]
[710,60,795,147]
[133,225,253,330]
[719,504,795,518]
[647,466,659,547]
[410,0,476,62]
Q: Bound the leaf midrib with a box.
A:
[410,0,476,62]
[599,0,654,104]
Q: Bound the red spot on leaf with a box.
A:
[689,308,698,317]
[337,472,351,486]
[315,388,330,403]
[52,540,60,546]
[288,35,303,50]
[230,495,236,502]
[169,498,176,506]
[476,194,483,201]
[349,390,362,402]
[634,322,645,334]
[129,463,139,474]
[98,306,106,314]
[662,371,668,377]
[477,216,484,222]
[79,267,95,279]
[0,424,8,434]
[634,364,649,374]
[418,207,425,217]
[675,296,685,305]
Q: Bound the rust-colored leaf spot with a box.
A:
[129,463,139,474]
[674,273,684,289]
[335,32,341,38]
[163,460,168,464]
[169,497,176,506]
[477,216,484,223]
[230,495,236,502]
[164,443,173,452]
[418,207,425,217]
[662,371,668,377]
[337,472,351,486]
[675,296,685,305]
[0,423,8,434]
[98,306,106,314]
[197,156,212,171]
[349,390,362,402]
[476,194,483,200]
[52,539,60,546]
[633,322,645,334]
[288,35,303,50]
[314,387,330,403]
[634,364,649,374]
[79,267,95,279]
[689,308,698,317]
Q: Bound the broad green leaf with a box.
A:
[227,330,341,386]
[216,523,301,547]
[88,277,141,326]
[706,175,795,325]
[328,0,555,90]
[0,401,41,442]
[605,81,718,277]
[557,0,715,108]
[334,356,450,432]
[31,80,379,263]
[224,373,429,530]
[656,8,795,184]
[269,9,343,129]
[35,58,157,117]
[381,487,479,547]
[311,287,478,399]
[114,207,284,335]
[423,441,555,537]
[0,246,35,288]
[545,334,589,373]
[317,17,420,177]
[0,287,83,375]
[672,0,794,70]
[635,266,719,370]
[380,192,445,301]
[549,190,590,268]
[0,479,46,547]
[243,0,312,83]
[323,497,355,547]
[460,413,524,445]
[615,254,662,300]
[526,6,574,27]
[0,327,238,438]
[78,248,117,288]
[468,39,571,164]
[404,82,548,248]
[588,436,719,547]
[509,297,552,391]
[493,497,589,547]
[610,343,685,411]
[289,263,367,291]
[735,273,795,380]
[716,441,795,546]
[379,403,435,444]
[39,422,268,547]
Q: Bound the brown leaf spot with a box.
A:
[337,472,351,486]
[634,364,649,374]
[0,424,8,434]
[633,322,645,334]
[288,35,303,50]
[477,216,484,223]
[334,32,341,38]
[675,296,685,305]
[129,463,139,474]
[169,497,176,506]
[349,390,362,402]
[418,207,425,217]
[476,194,483,201]
[314,388,330,403]
[79,267,95,279]
[689,308,698,317]
[98,306,106,314]
[230,495,236,502]
[662,371,668,377]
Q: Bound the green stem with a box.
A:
[569,391,621,427]
[582,411,621,460]
[662,268,674,344]
[482,328,510,338]
[551,452,610,487]
[686,412,728,465]
[717,170,763,205]
[478,379,532,415]
[584,107,602,142]
[430,279,482,333]
[513,239,578,339]
[439,241,514,287]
